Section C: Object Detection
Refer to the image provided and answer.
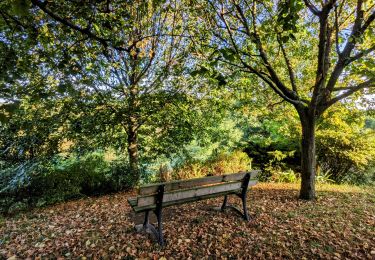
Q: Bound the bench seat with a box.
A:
[127,170,259,246]
[129,189,241,212]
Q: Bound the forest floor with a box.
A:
[1,183,374,259]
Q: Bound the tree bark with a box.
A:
[127,82,140,184]
[127,117,140,184]
[298,110,317,200]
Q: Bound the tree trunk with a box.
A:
[299,111,317,200]
[127,82,140,184]
[127,114,140,184]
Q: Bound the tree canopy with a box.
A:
[0,0,374,202]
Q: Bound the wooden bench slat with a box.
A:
[127,197,137,208]
[128,171,259,245]
[131,180,257,212]
[131,189,241,212]
[136,179,257,208]
[139,170,260,195]
[138,181,239,207]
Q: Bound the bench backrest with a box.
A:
[136,170,259,208]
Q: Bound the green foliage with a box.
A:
[270,169,298,183]
[242,101,375,185]
[268,150,296,161]
[190,63,227,86]
[277,0,304,41]
[365,117,375,130]
[244,107,301,171]
[338,162,375,186]
[0,152,134,215]
[172,151,252,180]
[260,150,298,182]
[316,106,375,183]
[315,170,334,185]
[0,0,374,211]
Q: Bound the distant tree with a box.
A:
[193,0,375,199]
[0,0,192,183]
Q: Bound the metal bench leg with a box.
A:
[143,210,150,226]
[138,210,160,242]
[136,185,165,246]
[219,173,251,220]
[155,207,164,246]
[241,173,251,221]
[221,195,228,211]
[241,191,249,221]
[154,185,165,246]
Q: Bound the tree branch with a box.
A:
[334,4,341,56]
[360,9,375,33]
[30,0,130,52]
[348,45,375,63]
[313,1,335,98]
[325,0,371,92]
[277,35,298,94]
[247,2,300,104]
[303,0,321,15]
[0,10,36,32]
[325,78,375,107]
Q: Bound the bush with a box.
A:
[316,106,375,183]
[172,151,252,180]
[269,169,298,183]
[108,159,137,191]
[0,152,135,215]
[258,150,298,182]
[339,163,375,185]
[315,170,334,184]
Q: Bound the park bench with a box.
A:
[127,170,259,246]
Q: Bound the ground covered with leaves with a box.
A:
[1,183,374,259]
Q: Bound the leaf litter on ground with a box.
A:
[0,183,374,259]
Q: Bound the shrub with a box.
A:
[269,169,298,183]
[315,170,334,184]
[206,151,252,175]
[172,151,252,180]
[316,106,375,183]
[0,152,135,215]
[108,159,136,191]
[258,150,298,182]
[339,163,375,185]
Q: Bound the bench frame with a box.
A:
[129,172,256,246]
